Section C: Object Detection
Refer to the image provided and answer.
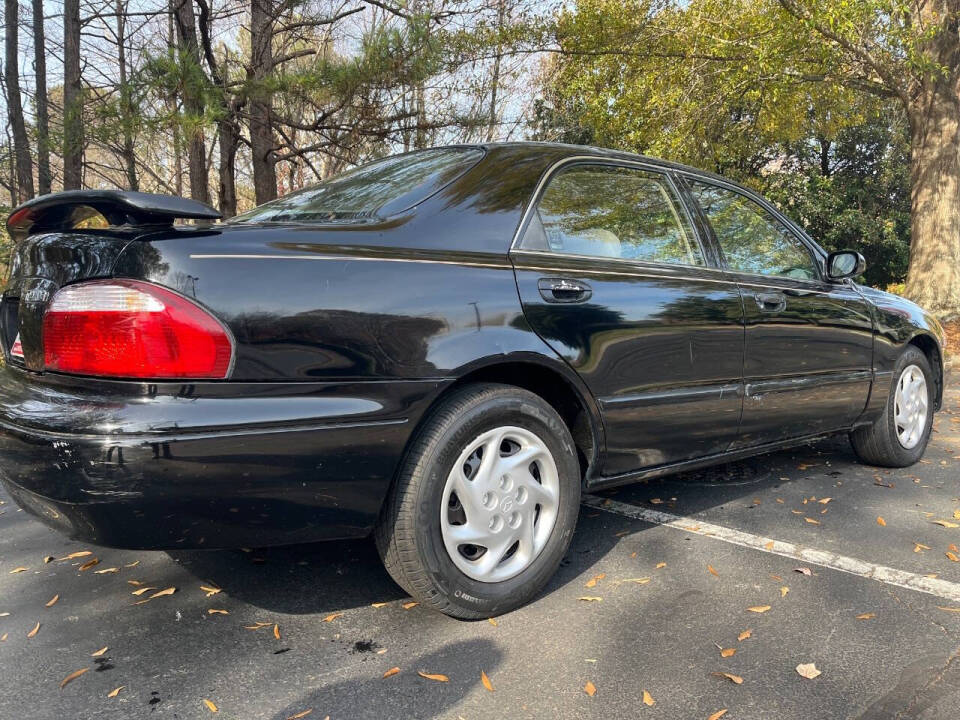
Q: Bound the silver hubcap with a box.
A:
[894,364,928,449]
[440,426,560,583]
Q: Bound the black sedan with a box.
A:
[0,143,945,618]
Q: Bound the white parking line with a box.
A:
[583,495,960,604]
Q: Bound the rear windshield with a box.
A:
[229,147,484,225]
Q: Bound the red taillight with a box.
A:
[42,279,233,379]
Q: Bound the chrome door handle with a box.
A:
[538,278,592,304]
[754,291,786,313]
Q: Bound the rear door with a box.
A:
[510,160,745,477]
[682,176,874,447]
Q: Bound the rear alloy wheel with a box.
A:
[375,383,581,619]
[851,346,934,467]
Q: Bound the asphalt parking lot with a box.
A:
[1,380,959,720]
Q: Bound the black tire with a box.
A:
[374,383,581,619]
[850,346,935,467]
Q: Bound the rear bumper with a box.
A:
[0,366,444,548]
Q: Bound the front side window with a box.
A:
[229,147,484,224]
[520,164,703,266]
[689,181,818,281]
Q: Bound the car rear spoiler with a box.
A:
[6,190,222,241]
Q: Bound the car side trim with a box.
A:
[598,382,743,407]
[745,370,874,397]
[188,254,513,270]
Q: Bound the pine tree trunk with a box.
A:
[116,0,138,190]
[249,0,277,204]
[62,0,83,190]
[218,108,241,217]
[5,0,34,200]
[31,0,50,195]
[173,0,208,203]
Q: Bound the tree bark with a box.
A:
[218,104,241,217]
[116,0,138,190]
[31,0,50,195]
[62,0,83,190]
[904,83,960,318]
[5,0,34,200]
[249,0,277,204]
[173,0,209,203]
[903,3,960,319]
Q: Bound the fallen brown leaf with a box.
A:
[747,605,771,613]
[203,698,218,713]
[780,586,790,598]
[0,634,7,641]
[417,671,449,683]
[27,622,40,638]
[796,662,821,679]
[58,551,92,561]
[712,672,743,685]
[708,710,728,720]
[481,670,494,692]
[578,596,602,602]
[915,543,931,553]
[936,606,960,612]
[91,646,108,657]
[947,552,960,563]
[856,612,876,620]
[371,602,388,608]
[208,609,229,615]
[286,710,313,720]
[621,577,651,585]
[585,573,606,588]
[818,498,832,504]
[584,681,596,697]
[383,667,400,678]
[148,587,176,599]
[200,585,221,597]
[130,587,156,596]
[794,567,812,576]
[60,668,89,689]
[78,558,99,571]
[323,613,343,622]
[273,623,281,640]
[655,562,667,569]
[45,594,59,608]
[877,517,886,527]
[9,566,29,574]
[738,629,752,641]
[932,520,960,528]
[488,618,498,626]
[402,602,418,610]
[720,647,736,658]
[764,541,775,550]
[43,556,54,564]
[106,686,123,698]
[707,565,719,577]
[94,567,119,574]
[805,517,821,525]
[642,689,654,706]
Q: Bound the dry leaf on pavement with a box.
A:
[418,671,449,682]
[203,698,218,712]
[45,595,59,608]
[708,710,728,720]
[738,629,752,641]
[707,565,719,577]
[796,662,821,679]
[642,690,654,706]
[747,605,771,613]
[584,681,596,696]
[481,670,494,692]
[382,667,400,678]
[712,672,743,685]
[107,687,123,698]
[877,517,886,527]
[91,646,108,657]
[26,622,40,638]
[60,668,89,689]
[856,612,876,620]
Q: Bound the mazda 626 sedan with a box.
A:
[0,142,945,618]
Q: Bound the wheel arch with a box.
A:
[411,354,604,487]
[907,331,944,410]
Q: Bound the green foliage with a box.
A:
[536,0,914,287]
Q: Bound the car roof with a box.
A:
[447,141,734,185]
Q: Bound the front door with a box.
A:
[685,178,874,447]
[511,161,745,477]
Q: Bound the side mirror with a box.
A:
[826,250,866,281]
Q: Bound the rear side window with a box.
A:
[519,164,703,266]
[229,148,483,224]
